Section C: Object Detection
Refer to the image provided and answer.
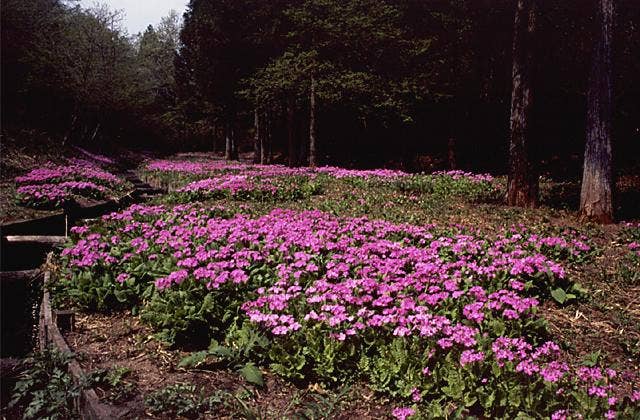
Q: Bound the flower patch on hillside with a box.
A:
[14,159,129,208]
[52,203,639,418]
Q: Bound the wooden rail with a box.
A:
[4,235,67,244]
[39,269,117,419]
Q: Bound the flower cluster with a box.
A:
[145,159,406,179]
[146,159,246,174]
[622,221,640,257]
[56,203,640,417]
[629,242,640,257]
[315,166,407,179]
[142,159,408,194]
[174,173,323,202]
[178,176,277,195]
[15,160,120,185]
[15,160,126,208]
[431,170,494,183]
[16,182,106,207]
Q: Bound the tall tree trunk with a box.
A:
[266,110,273,164]
[253,108,260,164]
[260,110,268,164]
[63,112,79,147]
[89,123,101,143]
[287,97,296,167]
[447,137,457,170]
[580,0,614,223]
[507,0,538,208]
[225,113,239,161]
[230,122,238,160]
[309,76,318,167]
[212,122,217,153]
[225,119,233,160]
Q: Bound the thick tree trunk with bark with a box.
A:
[580,0,614,223]
[287,97,296,167]
[507,0,538,208]
[253,108,260,164]
[309,76,318,167]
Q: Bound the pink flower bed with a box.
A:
[15,160,125,208]
[177,175,278,195]
[144,159,407,179]
[431,170,494,183]
[58,203,639,417]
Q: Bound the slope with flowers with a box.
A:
[49,157,640,419]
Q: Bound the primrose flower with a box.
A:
[392,407,415,420]
[551,410,568,420]
[460,349,485,366]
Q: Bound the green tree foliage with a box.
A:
[1,0,638,174]
[1,0,181,149]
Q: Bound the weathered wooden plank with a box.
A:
[0,269,41,283]
[40,270,116,419]
[4,235,67,244]
[0,212,66,236]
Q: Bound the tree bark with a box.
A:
[253,108,260,164]
[265,110,272,164]
[231,120,238,160]
[507,0,538,208]
[309,75,318,167]
[260,110,269,164]
[89,123,101,143]
[225,113,238,161]
[225,119,233,160]
[447,137,457,170]
[287,97,296,167]
[580,0,614,223]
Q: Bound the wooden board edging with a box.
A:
[40,270,117,420]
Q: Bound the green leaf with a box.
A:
[581,350,601,367]
[550,288,567,304]
[238,363,264,387]
[178,351,208,369]
[208,344,233,359]
[571,282,588,296]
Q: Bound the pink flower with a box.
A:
[411,388,421,402]
[460,350,485,366]
[392,407,415,420]
[116,273,129,284]
[551,410,567,420]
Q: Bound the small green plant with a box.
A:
[293,386,351,419]
[84,366,135,403]
[8,349,79,420]
[616,222,640,285]
[178,322,270,387]
[144,383,224,418]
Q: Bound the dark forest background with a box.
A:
[2,0,639,177]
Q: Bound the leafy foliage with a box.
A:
[8,349,79,420]
[395,171,502,203]
[83,366,135,403]
[144,383,224,418]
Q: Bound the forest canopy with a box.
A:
[1,0,638,175]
